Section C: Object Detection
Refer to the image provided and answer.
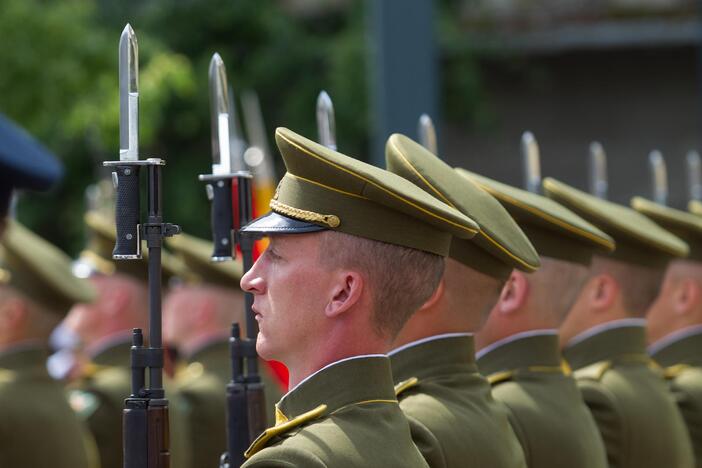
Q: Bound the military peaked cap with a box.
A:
[242,128,479,256]
[166,232,242,288]
[460,171,615,266]
[385,133,539,279]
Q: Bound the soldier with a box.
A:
[384,134,536,467]
[237,127,479,467]
[64,209,191,468]
[165,232,285,466]
[0,220,97,467]
[544,177,695,468]
[0,113,63,233]
[632,196,702,466]
[457,171,612,468]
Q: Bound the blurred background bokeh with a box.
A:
[3,0,701,253]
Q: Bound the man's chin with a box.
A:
[255,334,279,362]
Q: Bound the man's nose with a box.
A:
[240,258,265,294]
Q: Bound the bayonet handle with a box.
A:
[113,165,141,258]
[207,178,234,261]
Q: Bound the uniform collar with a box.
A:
[389,333,476,383]
[187,337,229,364]
[475,330,561,376]
[563,320,647,370]
[277,355,396,421]
[649,326,702,367]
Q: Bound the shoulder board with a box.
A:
[487,370,514,386]
[394,377,419,397]
[573,361,612,382]
[664,364,692,380]
[0,368,16,384]
[68,389,100,419]
[245,404,327,459]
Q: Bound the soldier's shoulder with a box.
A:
[573,360,613,382]
[666,365,702,392]
[0,369,19,396]
[243,442,328,467]
[69,365,130,411]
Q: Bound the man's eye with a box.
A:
[267,249,281,260]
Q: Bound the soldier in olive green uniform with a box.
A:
[454,172,611,468]
[237,128,479,467]
[165,232,284,467]
[64,210,191,468]
[633,196,702,466]
[0,220,97,468]
[385,134,535,468]
[544,178,695,468]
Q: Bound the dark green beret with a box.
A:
[243,128,479,256]
[459,171,615,266]
[631,197,702,262]
[543,177,688,268]
[73,210,188,284]
[0,220,95,315]
[385,133,540,279]
[166,233,242,289]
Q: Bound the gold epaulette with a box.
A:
[487,370,514,386]
[245,404,327,459]
[175,362,204,383]
[394,377,419,397]
[664,364,692,380]
[573,360,612,382]
[78,362,110,381]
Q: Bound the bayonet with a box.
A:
[199,53,252,261]
[316,91,337,150]
[521,131,541,194]
[649,150,668,206]
[418,114,438,154]
[589,141,608,200]
[687,150,702,202]
[119,24,139,162]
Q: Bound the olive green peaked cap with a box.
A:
[542,177,688,268]
[689,199,702,217]
[166,232,243,288]
[458,170,615,266]
[631,196,702,262]
[0,220,96,314]
[385,133,540,279]
[243,128,479,256]
[74,210,188,283]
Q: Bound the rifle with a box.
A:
[104,24,180,468]
[197,53,265,468]
[316,91,337,151]
[648,150,668,206]
[417,113,437,155]
[521,131,542,195]
[588,142,608,200]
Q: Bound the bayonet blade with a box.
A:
[521,131,541,194]
[649,150,668,206]
[688,150,702,202]
[589,141,608,200]
[209,53,232,175]
[119,24,139,161]
[418,114,438,154]
[316,91,337,151]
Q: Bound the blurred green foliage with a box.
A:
[2,0,481,254]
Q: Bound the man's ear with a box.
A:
[589,274,618,311]
[497,271,529,315]
[673,279,700,315]
[325,271,364,318]
[417,279,445,313]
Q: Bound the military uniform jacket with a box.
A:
[651,330,702,468]
[477,332,608,468]
[242,355,429,467]
[176,339,284,468]
[390,334,526,468]
[0,345,93,468]
[564,324,695,468]
[69,336,191,468]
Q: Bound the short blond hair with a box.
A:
[319,231,444,338]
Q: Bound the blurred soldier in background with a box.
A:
[633,197,702,466]
[466,173,611,468]
[64,209,191,468]
[0,220,98,468]
[165,232,284,467]
[385,134,535,468]
[0,113,63,233]
[546,178,695,468]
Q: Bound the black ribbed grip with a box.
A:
[225,380,248,467]
[209,178,233,259]
[123,399,148,468]
[114,165,141,258]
